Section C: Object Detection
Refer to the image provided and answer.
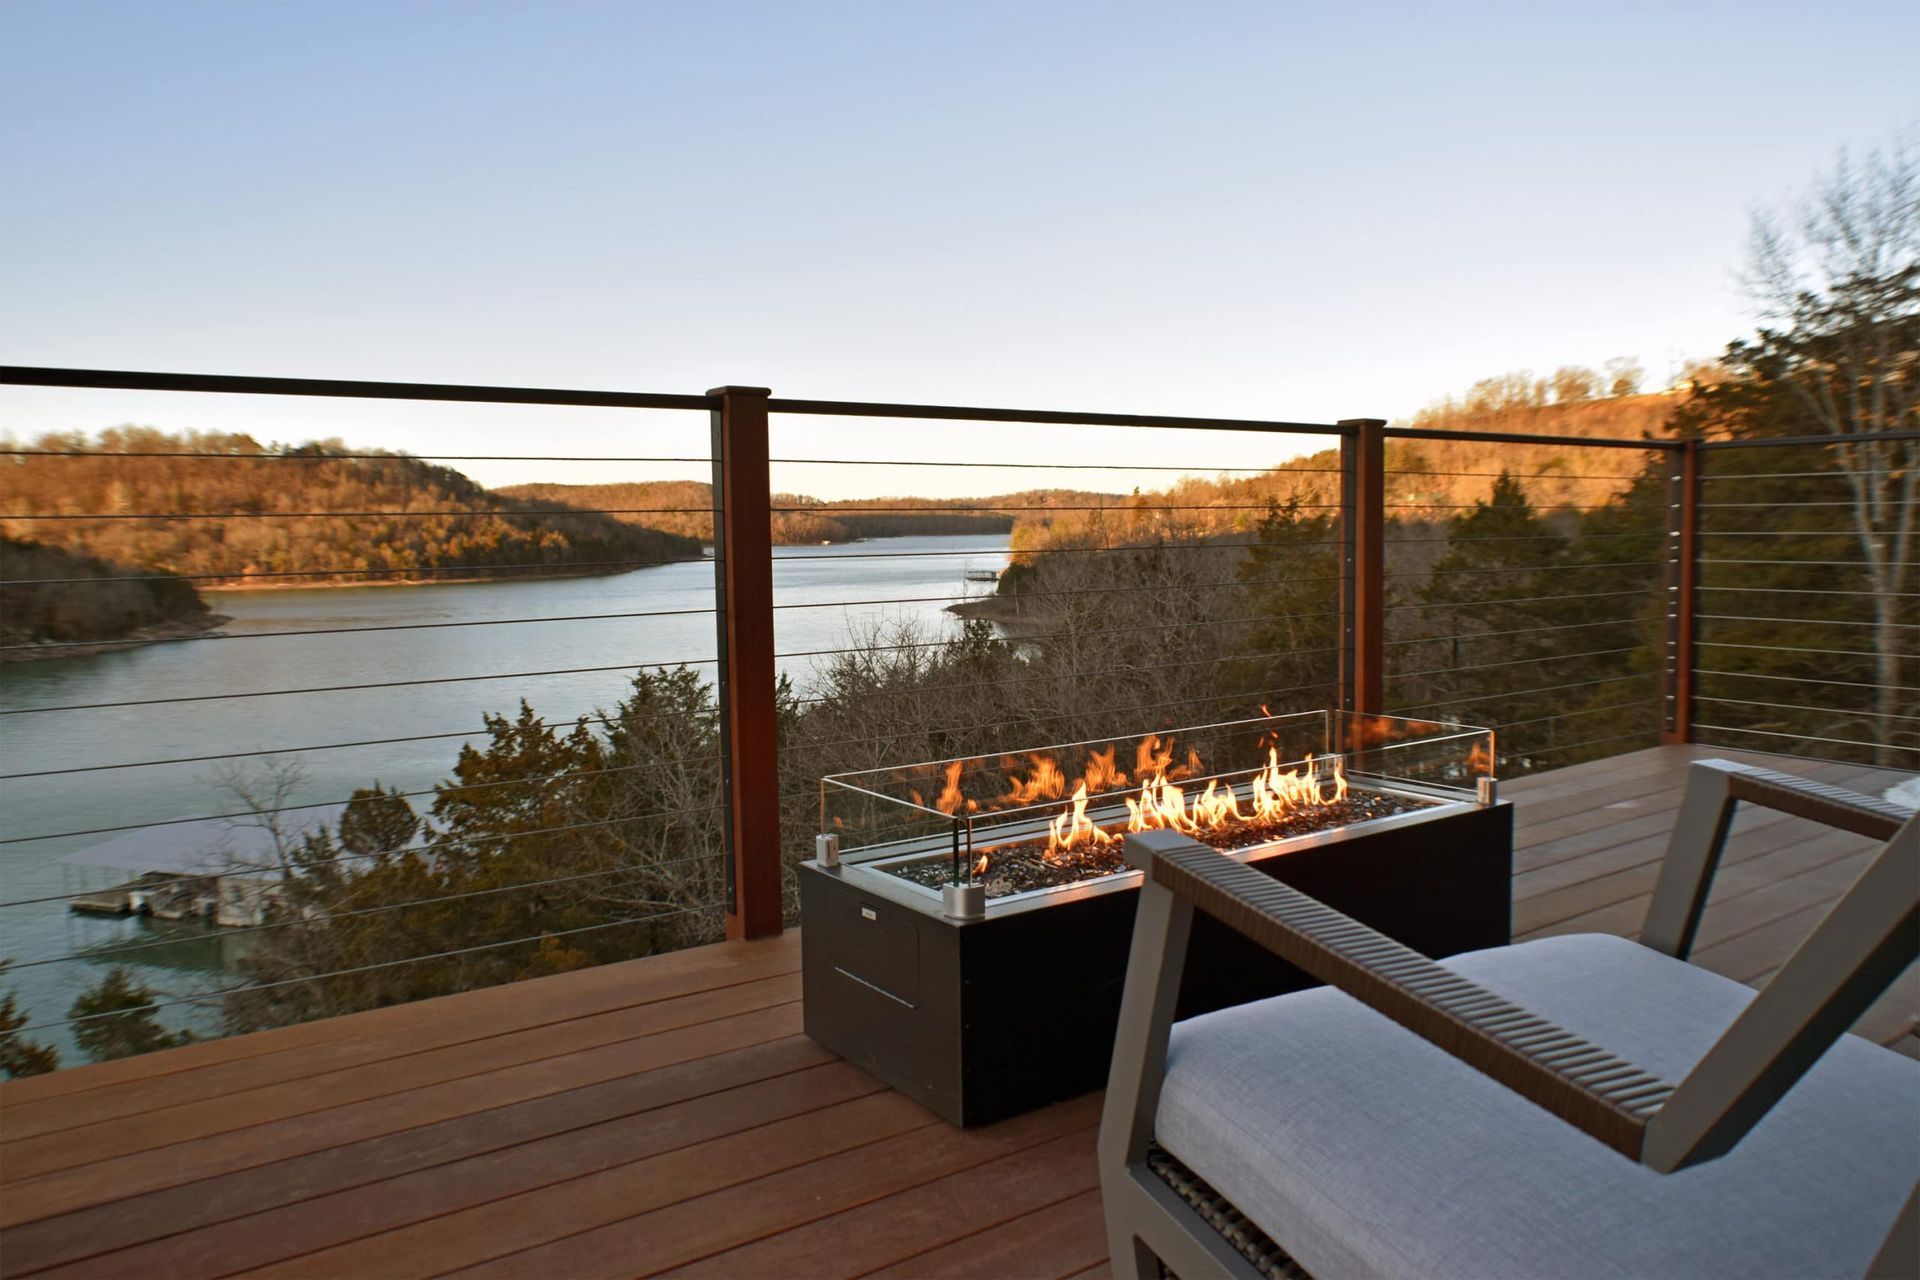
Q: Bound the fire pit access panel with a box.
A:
[801,711,1511,1126]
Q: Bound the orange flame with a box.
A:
[999,754,1067,806]
[1042,746,1347,858]
[934,760,966,815]
[967,735,1347,878]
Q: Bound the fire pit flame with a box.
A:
[965,746,1350,877]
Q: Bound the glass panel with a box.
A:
[821,710,1493,903]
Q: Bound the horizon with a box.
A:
[0,378,1672,503]
[4,2,1916,498]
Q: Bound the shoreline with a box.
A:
[946,594,1054,637]
[197,563,710,593]
[1,612,233,663]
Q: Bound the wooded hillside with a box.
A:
[494,481,1101,544]
[0,536,215,651]
[0,429,706,586]
[996,386,1681,552]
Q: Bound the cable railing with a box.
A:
[1681,436,1918,769]
[760,403,1352,922]
[0,373,737,1070]
[1377,441,1672,774]
[2,363,1910,1078]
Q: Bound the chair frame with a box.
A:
[1098,758,1919,1280]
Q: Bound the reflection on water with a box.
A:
[0,534,1009,1053]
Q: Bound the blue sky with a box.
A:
[2,1,1914,497]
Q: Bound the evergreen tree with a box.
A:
[0,961,60,1077]
[68,968,192,1063]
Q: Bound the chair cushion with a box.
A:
[1155,933,1919,1279]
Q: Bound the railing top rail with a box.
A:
[1384,424,1679,450]
[0,365,1686,450]
[765,396,1344,435]
[0,365,715,412]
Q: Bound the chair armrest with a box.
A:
[1644,760,1913,959]
[1128,830,1675,1162]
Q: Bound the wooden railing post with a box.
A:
[1339,419,1387,722]
[1662,440,1700,745]
[710,385,782,940]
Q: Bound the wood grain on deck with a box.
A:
[1,745,1911,1279]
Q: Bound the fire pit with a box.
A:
[798,710,1511,1125]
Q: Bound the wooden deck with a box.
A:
[1,745,1913,1279]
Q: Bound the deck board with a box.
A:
[1,744,1911,1279]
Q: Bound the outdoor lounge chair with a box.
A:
[1099,759,1919,1279]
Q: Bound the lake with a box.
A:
[0,533,1010,1052]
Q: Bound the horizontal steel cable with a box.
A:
[0,553,715,588]
[1696,558,1869,569]
[0,774,723,846]
[1393,670,1658,712]
[1693,724,1919,754]
[774,610,1341,662]
[769,457,1337,473]
[1697,613,1917,628]
[1386,532,1652,545]
[765,501,1336,514]
[0,715,701,780]
[789,645,1341,707]
[1520,727,1665,756]
[1697,529,1876,538]
[1693,696,1920,723]
[1696,640,1887,661]
[0,658,719,718]
[2,575,1331,717]
[7,905,725,1037]
[1383,469,1646,481]
[0,506,715,521]
[1484,697,1665,733]
[1702,500,1865,508]
[1385,617,1647,648]
[0,448,711,462]
[1698,584,1917,597]
[0,808,729,908]
[1395,645,1646,681]
[1386,588,1652,612]
[0,606,719,654]
[1384,502,1620,511]
[789,680,1338,760]
[771,571,1341,613]
[1698,469,1899,481]
[3,728,715,792]
[773,539,1338,561]
[1695,669,1918,692]
[6,853,724,971]
[1382,560,1659,580]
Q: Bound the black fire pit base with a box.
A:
[799,799,1513,1127]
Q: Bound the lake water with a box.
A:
[0,533,1010,1052]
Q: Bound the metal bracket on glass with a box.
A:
[1477,776,1498,806]
[942,881,986,921]
[815,832,840,868]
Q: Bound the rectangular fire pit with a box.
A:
[798,710,1511,1126]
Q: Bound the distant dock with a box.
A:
[68,871,220,922]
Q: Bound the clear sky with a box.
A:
[2,1,1915,498]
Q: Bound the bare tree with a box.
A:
[1738,131,1918,763]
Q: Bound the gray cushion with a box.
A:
[1155,933,1920,1279]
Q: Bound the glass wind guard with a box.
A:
[820,710,1493,903]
